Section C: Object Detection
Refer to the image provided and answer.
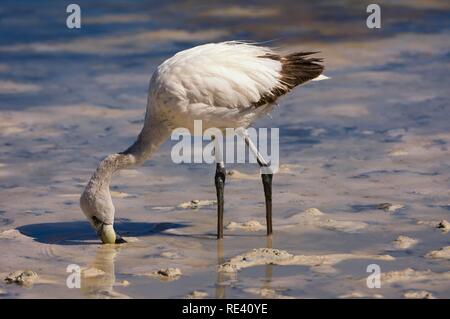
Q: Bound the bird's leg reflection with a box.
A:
[263,235,273,288]
[215,239,226,299]
[81,244,126,298]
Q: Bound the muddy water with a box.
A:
[0,0,449,298]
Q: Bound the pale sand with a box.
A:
[143,268,182,281]
[225,220,265,232]
[219,248,394,274]
[425,246,450,260]
[185,290,209,299]
[243,287,294,299]
[403,290,435,299]
[392,236,419,250]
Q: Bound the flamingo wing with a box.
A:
[152,41,324,111]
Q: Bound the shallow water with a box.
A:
[0,0,450,298]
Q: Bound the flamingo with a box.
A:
[80,41,326,244]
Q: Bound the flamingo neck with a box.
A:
[86,153,135,192]
[86,121,171,194]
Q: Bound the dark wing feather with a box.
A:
[253,52,324,107]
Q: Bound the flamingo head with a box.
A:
[80,186,120,244]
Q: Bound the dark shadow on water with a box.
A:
[428,204,450,212]
[351,169,440,179]
[350,204,380,213]
[17,221,188,245]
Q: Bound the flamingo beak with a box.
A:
[95,223,126,244]
[99,224,116,244]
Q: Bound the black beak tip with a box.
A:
[115,236,127,244]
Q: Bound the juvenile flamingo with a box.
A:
[80,41,326,244]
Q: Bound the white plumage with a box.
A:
[80,41,327,243]
[149,41,324,130]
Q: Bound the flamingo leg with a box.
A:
[260,169,273,236]
[236,128,273,236]
[213,136,226,239]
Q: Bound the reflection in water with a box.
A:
[81,245,129,299]
[81,235,274,299]
[264,236,273,288]
[215,236,274,299]
[215,239,226,299]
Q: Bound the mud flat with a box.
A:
[403,290,435,299]
[219,248,394,274]
[281,208,367,233]
[376,203,404,213]
[4,270,39,287]
[437,220,450,232]
[144,268,182,281]
[392,236,419,250]
[226,220,265,232]
[160,251,183,259]
[244,287,294,299]
[185,290,209,299]
[178,200,216,209]
[0,229,27,240]
[380,268,450,284]
[226,170,259,180]
[339,292,383,299]
[425,246,450,260]
[417,219,450,233]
